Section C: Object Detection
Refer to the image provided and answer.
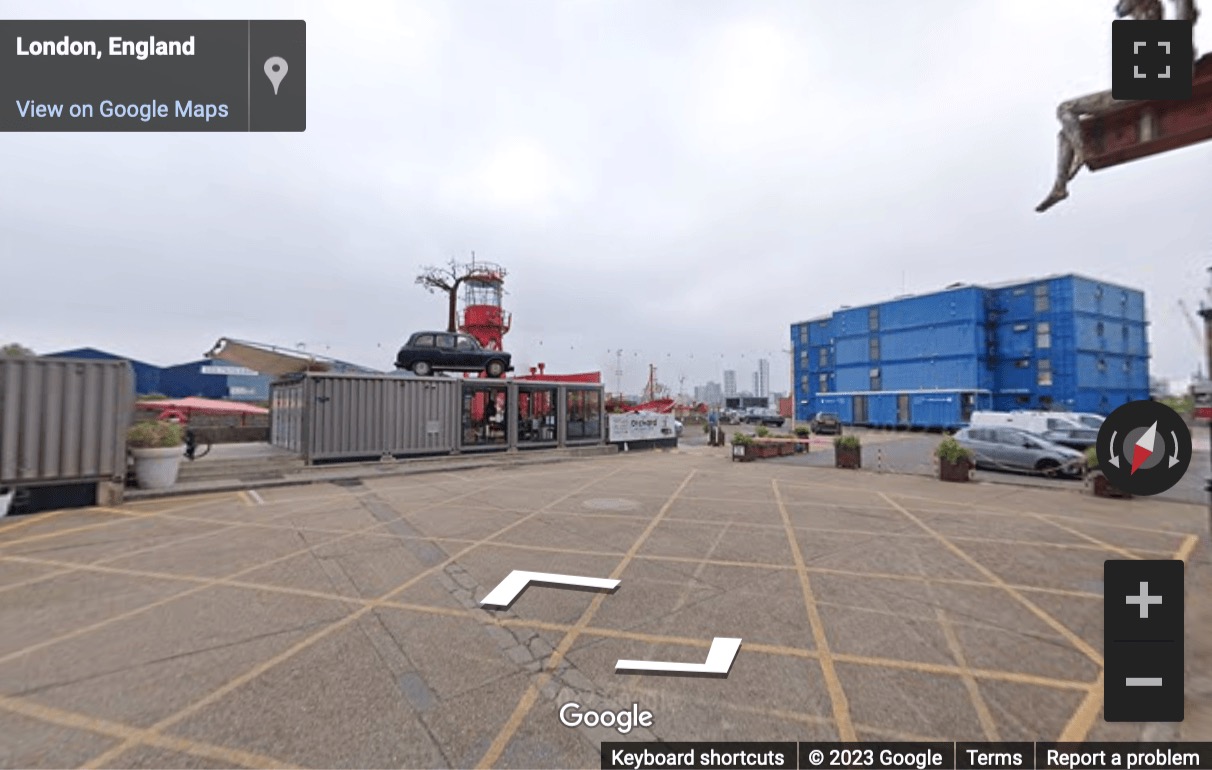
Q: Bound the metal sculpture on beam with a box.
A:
[1036,0,1200,213]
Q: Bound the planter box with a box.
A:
[732,444,755,462]
[938,457,973,482]
[835,446,861,469]
[1089,471,1132,499]
[130,446,183,490]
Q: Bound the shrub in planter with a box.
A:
[833,434,862,469]
[755,426,770,438]
[793,425,811,452]
[127,421,185,490]
[731,431,755,461]
[1084,446,1132,498]
[755,441,779,459]
[934,437,974,482]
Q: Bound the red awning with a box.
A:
[135,397,268,417]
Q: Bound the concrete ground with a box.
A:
[1,448,1208,768]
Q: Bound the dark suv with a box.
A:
[395,331,513,377]
[809,412,841,434]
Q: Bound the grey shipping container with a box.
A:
[271,373,605,463]
[271,373,462,462]
[0,356,134,487]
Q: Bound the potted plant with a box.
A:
[934,437,974,482]
[834,434,862,469]
[794,425,811,453]
[127,420,185,490]
[1085,446,1132,499]
[731,431,755,461]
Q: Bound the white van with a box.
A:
[969,411,1081,432]
[968,411,1098,449]
[1069,412,1105,429]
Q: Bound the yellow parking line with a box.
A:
[474,469,697,769]
[1029,513,1141,559]
[0,694,297,769]
[77,466,628,770]
[1059,674,1104,741]
[774,478,856,741]
[879,493,1103,667]
[936,607,1000,740]
[1175,534,1200,563]
[0,508,76,535]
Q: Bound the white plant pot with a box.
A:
[130,446,183,490]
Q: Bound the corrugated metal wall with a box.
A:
[270,374,605,463]
[0,357,133,485]
[270,378,305,453]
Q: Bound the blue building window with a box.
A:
[818,374,828,393]
[868,307,879,331]
[799,325,809,344]
[818,347,828,367]
[869,367,881,390]
[869,336,880,361]
[1036,322,1050,349]
[1037,359,1052,386]
[1034,284,1050,312]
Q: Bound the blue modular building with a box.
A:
[42,346,378,401]
[158,359,273,401]
[45,348,163,395]
[42,349,273,401]
[791,274,1150,429]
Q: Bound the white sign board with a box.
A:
[201,365,258,376]
[608,412,676,442]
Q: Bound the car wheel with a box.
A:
[411,361,432,377]
[1035,458,1060,477]
[486,360,505,378]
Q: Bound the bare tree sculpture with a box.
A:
[415,258,479,333]
[1037,0,1199,212]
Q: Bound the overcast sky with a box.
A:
[4,0,1210,395]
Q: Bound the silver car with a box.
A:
[954,426,1084,477]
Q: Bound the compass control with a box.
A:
[1096,400,1191,496]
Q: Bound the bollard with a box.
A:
[877,448,884,473]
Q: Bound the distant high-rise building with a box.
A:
[702,381,723,405]
[757,359,770,398]
[723,370,737,397]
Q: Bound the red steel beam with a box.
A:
[1081,53,1212,170]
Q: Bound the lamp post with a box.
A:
[781,348,796,433]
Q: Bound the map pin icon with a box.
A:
[264,57,288,95]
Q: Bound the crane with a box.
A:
[1178,298,1205,378]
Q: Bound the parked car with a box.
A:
[1070,412,1106,430]
[809,412,842,434]
[743,408,785,427]
[395,331,513,377]
[968,411,1096,450]
[954,426,1084,477]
